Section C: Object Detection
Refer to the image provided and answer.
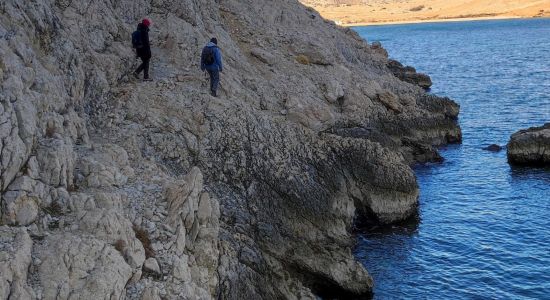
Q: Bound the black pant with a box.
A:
[135,57,150,79]
[207,68,220,95]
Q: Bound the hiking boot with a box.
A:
[143,78,153,82]
[211,90,217,97]
[133,72,140,79]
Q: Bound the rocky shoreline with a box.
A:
[0,0,460,298]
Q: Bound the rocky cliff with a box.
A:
[0,0,460,299]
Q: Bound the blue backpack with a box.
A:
[203,47,216,65]
[132,31,143,49]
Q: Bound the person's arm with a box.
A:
[216,48,223,72]
[143,30,151,53]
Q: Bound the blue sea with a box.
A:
[353,18,550,299]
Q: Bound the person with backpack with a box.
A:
[132,18,152,81]
[201,38,223,97]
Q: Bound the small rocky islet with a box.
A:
[507,123,550,166]
[0,0,462,299]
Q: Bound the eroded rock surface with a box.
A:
[507,123,550,166]
[0,0,461,298]
[0,227,34,299]
[388,59,433,89]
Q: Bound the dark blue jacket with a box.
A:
[201,42,223,72]
[136,23,151,59]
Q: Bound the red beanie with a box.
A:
[142,18,151,27]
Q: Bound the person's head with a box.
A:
[142,18,152,27]
[210,38,218,45]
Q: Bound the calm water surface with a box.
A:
[353,18,550,299]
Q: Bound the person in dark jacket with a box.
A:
[201,38,223,97]
[133,18,152,81]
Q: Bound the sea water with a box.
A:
[353,18,550,299]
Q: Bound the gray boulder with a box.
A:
[508,123,550,166]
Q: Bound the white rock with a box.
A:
[197,192,212,225]
[172,255,191,281]
[2,176,50,225]
[36,137,76,188]
[0,227,34,299]
[79,208,146,269]
[37,234,132,300]
[143,257,161,275]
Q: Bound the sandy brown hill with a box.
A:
[301,0,550,25]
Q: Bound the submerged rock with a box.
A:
[507,123,550,166]
[483,144,503,152]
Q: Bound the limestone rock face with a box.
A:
[0,227,34,300]
[164,167,220,295]
[2,176,51,225]
[37,234,133,300]
[79,208,146,269]
[0,0,461,298]
[507,123,550,166]
[78,144,135,188]
[36,137,76,188]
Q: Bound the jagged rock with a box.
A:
[1,176,51,225]
[322,79,345,104]
[143,257,161,275]
[36,137,76,188]
[172,255,191,281]
[507,123,550,166]
[197,192,212,225]
[78,144,134,188]
[79,208,146,268]
[173,224,187,256]
[129,270,143,284]
[164,167,220,294]
[93,192,127,211]
[0,227,34,299]
[388,59,433,89]
[0,74,36,192]
[402,138,444,163]
[165,167,203,230]
[377,91,403,113]
[37,234,133,300]
[26,156,40,179]
[370,41,388,57]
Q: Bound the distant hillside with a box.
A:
[301,0,550,25]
